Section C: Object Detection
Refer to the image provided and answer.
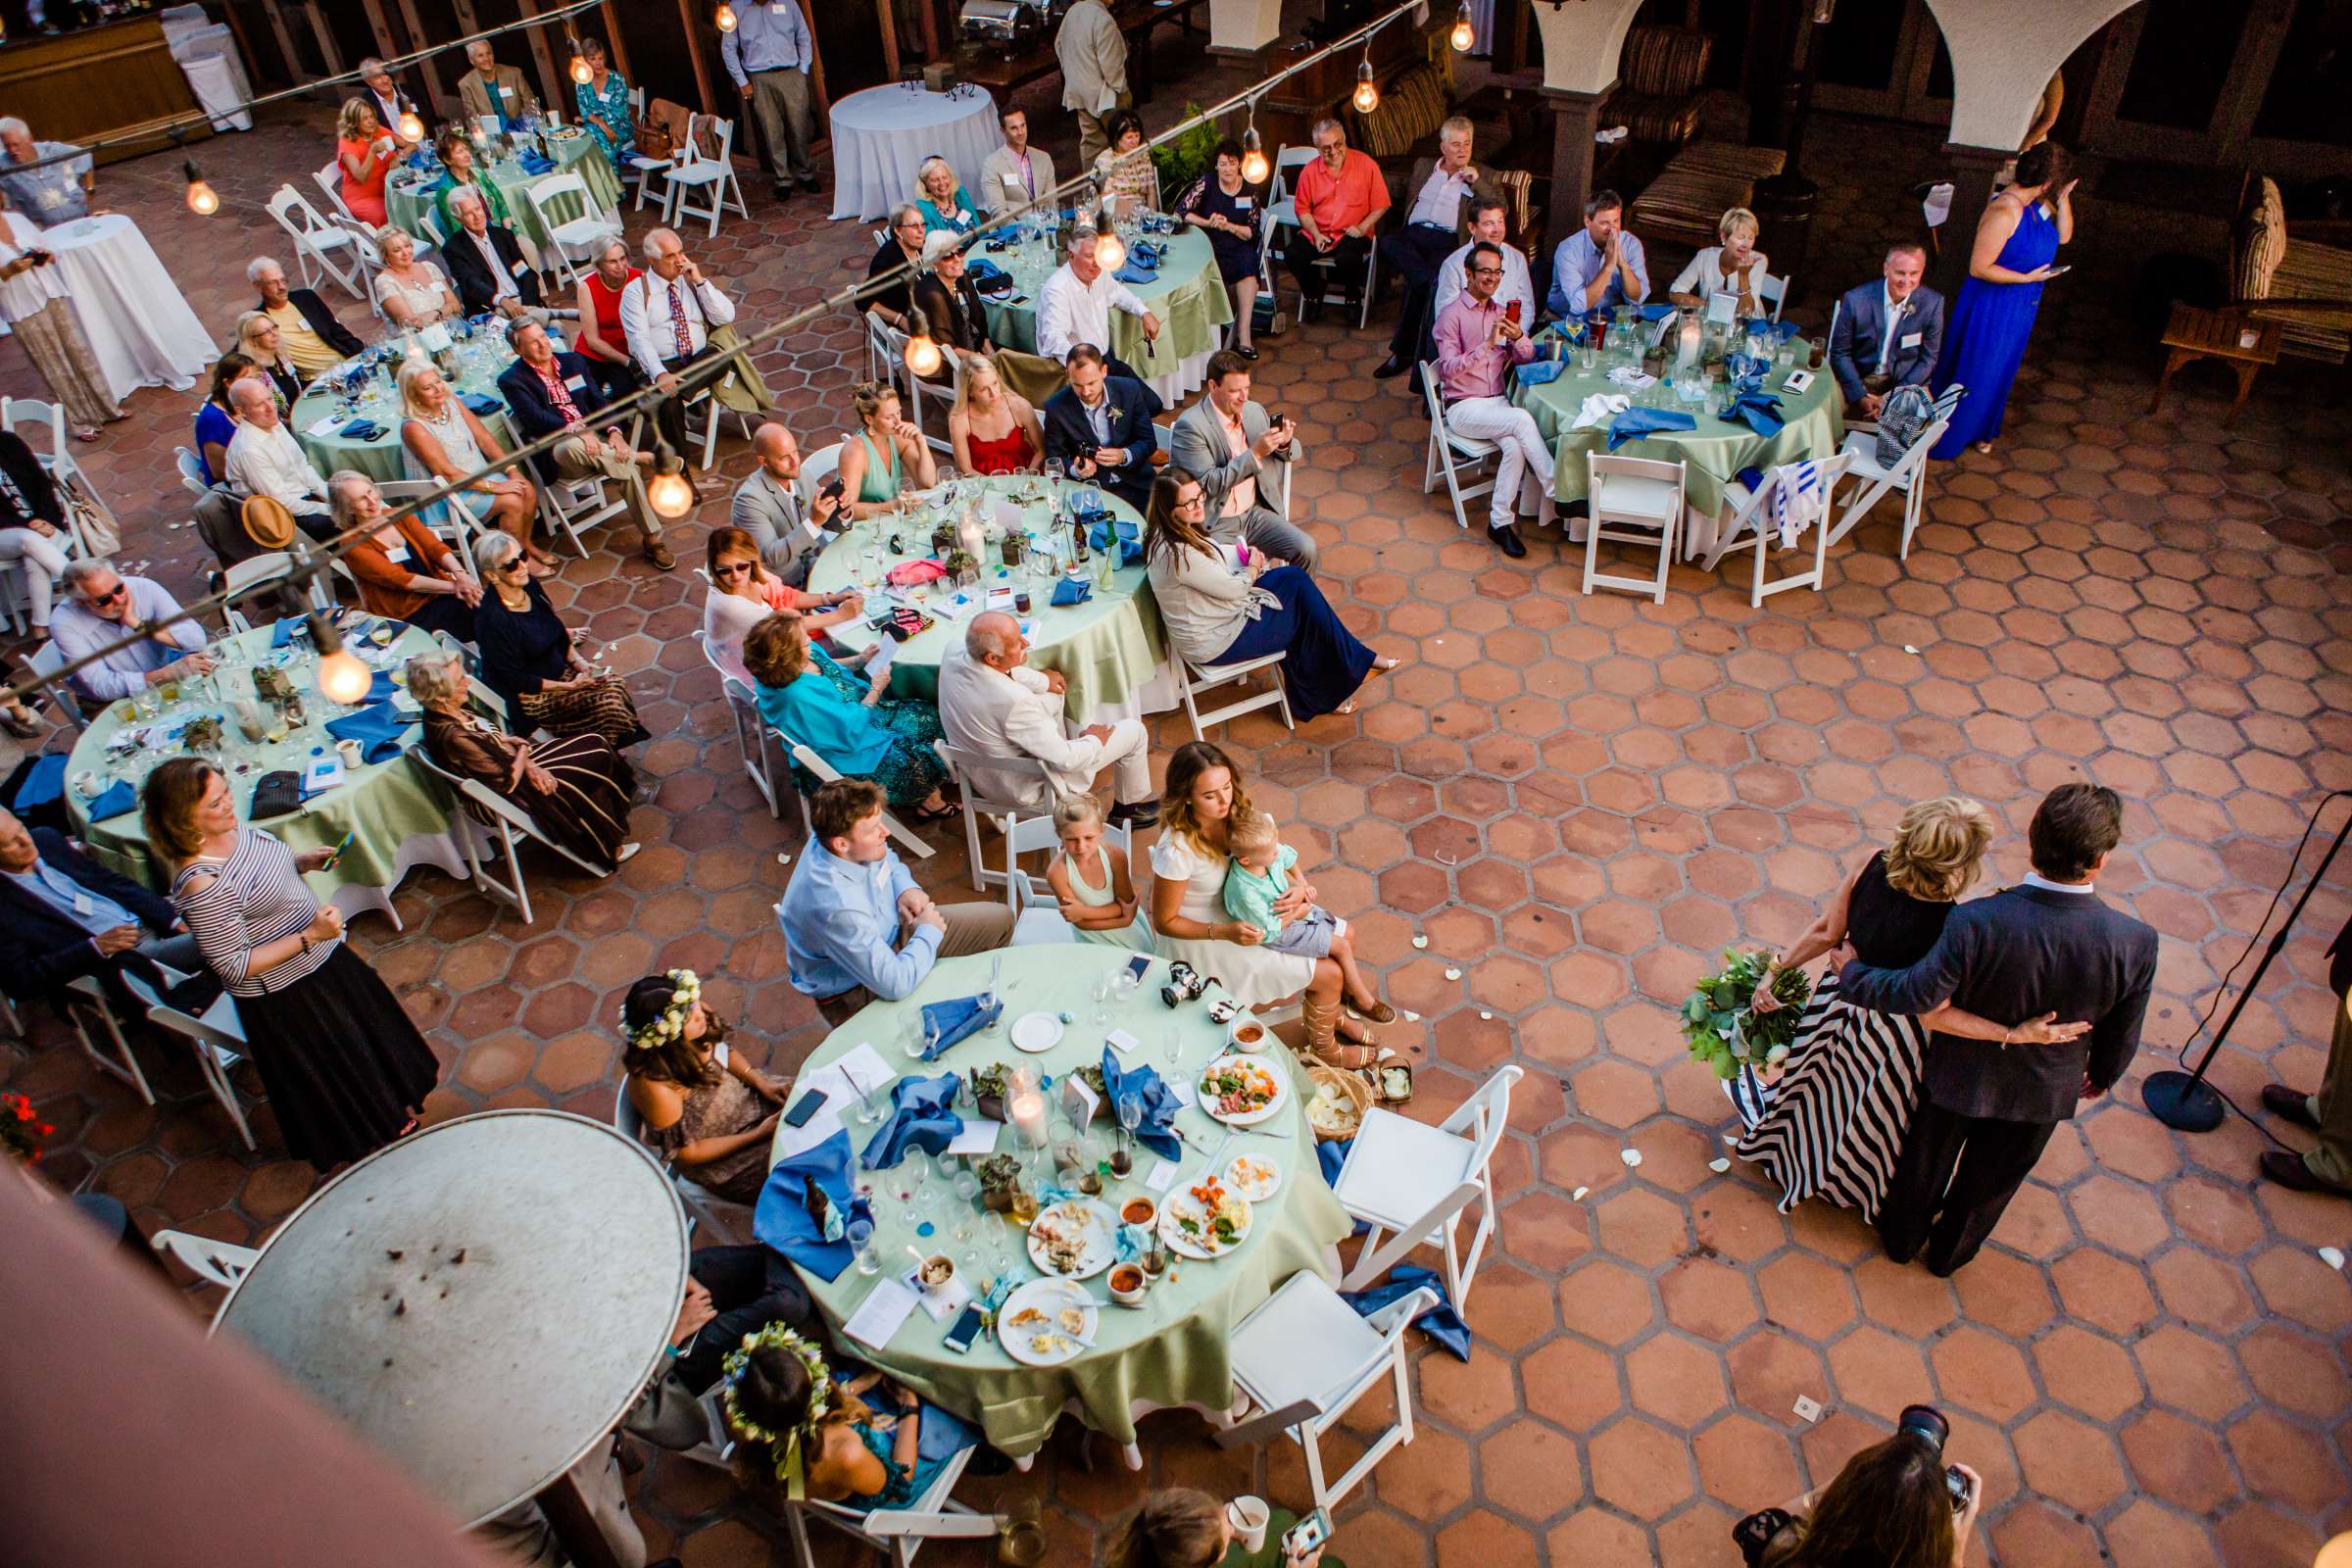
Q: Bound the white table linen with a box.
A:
[827,84,1002,222]
[41,214,217,400]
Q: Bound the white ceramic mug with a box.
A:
[1229,1016,1269,1053]
[335,738,366,770]
[1108,1263,1148,1307]
[71,768,101,798]
[1226,1496,1268,1553]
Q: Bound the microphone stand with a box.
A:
[2143,796,2352,1132]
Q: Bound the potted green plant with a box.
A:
[968,1062,1012,1121]
[976,1152,1022,1213]
[1149,104,1222,201]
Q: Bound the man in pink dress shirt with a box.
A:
[1430,241,1555,558]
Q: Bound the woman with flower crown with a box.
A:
[620,970,791,1204]
[722,1323,948,1510]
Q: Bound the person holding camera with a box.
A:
[1042,345,1162,514]
[1170,350,1318,571]
[1735,1405,1983,1568]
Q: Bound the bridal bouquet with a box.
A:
[1683,948,1811,1082]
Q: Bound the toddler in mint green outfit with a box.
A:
[1222,809,1343,959]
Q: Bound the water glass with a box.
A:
[848,1217,882,1277]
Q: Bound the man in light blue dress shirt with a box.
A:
[778,779,1013,1027]
[0,119,94,227]
[1545,188,1649,320]
[722,0,820,200]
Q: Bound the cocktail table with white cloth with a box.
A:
[65,618,466,929]
[976,222,1235,408]
[828,83,1002,222]
[290,329,521,485]
[803,474,1176,723]
[39,213,218,399]
[769,947,1351,1457]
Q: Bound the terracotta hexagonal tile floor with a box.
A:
[4,48,2350,1568]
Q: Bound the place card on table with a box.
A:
[945,1117,1004,1156]
[985,586,1015,612]
[1146,1158,1183,1194]
[306,415,343,438]
[1104,1028,1141,1055]
[844,1276,923,1349]
[1059,1074,1100,1125]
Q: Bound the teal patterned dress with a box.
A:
[757,643,948,808]
[573,70,636,166]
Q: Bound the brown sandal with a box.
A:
[1345,997,1397,1025]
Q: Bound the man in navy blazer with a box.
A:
[1828,242,1944,418]
[1838,784,2158,1276]
[441,187,548,320]
[0,808,213,1011]
[1041,344,1163,514]
[496,318,673,568]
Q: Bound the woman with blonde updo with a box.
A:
[1734,797,2089,1217]
[833,380,936,518]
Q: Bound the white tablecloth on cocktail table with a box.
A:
[41,214,217,399]
[828,84,1002,222]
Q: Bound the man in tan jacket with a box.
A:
[1055,0,1129,169]
[458,40,538,129]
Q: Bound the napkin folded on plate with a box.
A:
[1341,1263,1472,1361]
[754,1128,870,1282]
[1571,392,1631,431]
[1514,360,1567,388]
[366,669,401,704]
[337,419,388,441]
[916,993,1001,1058]
[1131,240,1166,266]
[1099,1047,1181,1161]
[1606,407,1697,450]
[323,702,417,764]
[1112,263,1158,285]
[860,1073,964,1170]
[1049,576,1092,608]
[517,152,556,175]
[460,392,504,417]
[1085,514,1143,565]
[83,779,137,822]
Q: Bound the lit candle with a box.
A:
[1007,1091,1050,1149]
[1678,312,1702,372]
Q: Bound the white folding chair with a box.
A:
[1582,453,1687,603]
[1177,649,1295,741]
[62,974,153,1103]
[1216,1272,1440,1514]
[1827,382,1963,561]
[149,1229,261,1289]
[1418,360,1499,530]
[411,746,616,925]
[267,184,368,301]
[698,633,782,818]
[1257,145,1374,321]
[614,1041,752,1238]
[765,713,936,860]
[1757,270,1790,321]
[220,551,333,633]
[1333,1063,1521,1309]
[1005,871,1079,946]
[174,446,213,501]
[800,441,842,501]
[525,172,622,288]
[534,466,638,561]
[1699,449,1855,607]
[116,967,257,1152]
[22,642,87,734]
[660,115,747,237]
[3,397,116,549]
[773,1443,997,1568]
[935,742,1058,896]
[374,475,480,561]
[313,161,362,226]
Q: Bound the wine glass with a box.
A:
[1115,1090,1143,1157]
[1093,969,1116,1026]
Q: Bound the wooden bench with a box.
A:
[1629,141,1786,251]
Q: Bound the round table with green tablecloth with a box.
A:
[1513,357,1843,520]
[976,223,1234,409]
[63,619,466,930]
[290,330,522,485]
[769,947,1350,1458]
[803,474,1177,724]
[384,132,621,254]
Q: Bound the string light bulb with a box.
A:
[903,309,943,378]
[310,612,372,706]
[182,161,219,217]
[1449,1,1475,52]
[1091,205,1126,272]
[568,42,593,85]
[647,444,696,518]
[1240,122,1268,185]
[398,108,426,142]
[714,1,738,29]
[1351,59,1379,115]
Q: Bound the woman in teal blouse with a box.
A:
[742,612,957,820]
[913,157,981,235]
[572,37,636,167]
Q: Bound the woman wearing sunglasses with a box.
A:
[701,525,862,687]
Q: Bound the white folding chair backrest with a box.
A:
[1701,448,1855,607]
[524,172,616,286]
[665,116,745,237]
[1005,867,1078,946]
[266,184,365,299]
[24,641,87,733]
[779,1443,995,1562]
[314,161,358,225]
[934,740,1055,895]
[373,475,472,558]
[221,551,294,633]
[697,631,782,819]
[799,442,842,501]
[150,1229,262,1289]
[410,742,612,924]
[1419,360,1498,529]
[1582,453,1687,603]
[1930,381,1965,427]
[174,446,213,500]
[1828,388,1958,561]
[116,967,255,1152]
[1333,1062,1521,1311]
[764,710,936,861]
[1757,270,1789,321]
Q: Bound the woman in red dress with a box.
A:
[572,236,644,391]
[947,356,1043,476]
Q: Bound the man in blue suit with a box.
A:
[1828,242,1944,418]
[496,318,673,569]
[0,808,214,1013]
[1040,344,1163,514]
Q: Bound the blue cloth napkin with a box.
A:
[337,418,387,441]
[1086,514,1143,565]
[1729,392,1786,439]
[1606,407,1697,450]
[1112,263,1158,285]
[1050,576,1092,608]
[323,702,416,764]
[460,392,503,417]
[1736,465,1766,493]
[1317,1135,1371,1237]
[1740,318,1800,346]
[84,779,137,821]
[366,669,400,704]
[1639,303,1675,322]
[271,619,296,649]
[13,754,65,810]
[754,1129,871,1282]
[1340,1263,1472,1362]
[859,1072,964,1170]
[915,993,1001,1059]
[1131,241,1165,266]
[1099,1047,1181,1161]
[518,152,556,175]
[1514,360,1567,388]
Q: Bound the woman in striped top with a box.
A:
[143,759,440,1167]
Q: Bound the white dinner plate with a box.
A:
[1025,1198,1119,1280]
[997,1278,1097,1366]
[1159,1183,1253,1259]
[1223,1151,1282,1201]
[1009,1011,1063,1054]
[1197,1054,1290,1127]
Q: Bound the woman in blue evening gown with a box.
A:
[1930,142,2076,460]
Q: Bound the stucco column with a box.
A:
[1931,143,2013,303]
[1541,86,1609,290]
[1205,0,1287,57]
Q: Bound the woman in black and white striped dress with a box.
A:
[143,759,440,1168]
[1733,798,2087,1220]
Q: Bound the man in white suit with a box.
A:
[938,612,1156,828]
[1167,349,1317,569]
[980,108,1059,217]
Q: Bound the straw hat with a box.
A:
[239,495,296,551]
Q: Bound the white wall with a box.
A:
[1925,0,2141,148]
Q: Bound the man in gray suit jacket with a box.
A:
[730,421,842,587]
[1828,242,1945,418]
[1168,350,1318,569]
[1838,784,2159,1276]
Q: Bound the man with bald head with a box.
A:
[223,376,334,537]
[730,420,846,587]
[937,612,1156,826]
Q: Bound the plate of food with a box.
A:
[997,1278,1097,1367]
[1223,1151,1282,1200]
[1198,1054,1288,1127]
[1025,1197,1119,1280]
[1159,1175,1253,1259]
[1009,1010,1063,1054]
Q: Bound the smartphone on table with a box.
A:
[782,1088,829,1128]
[943,1303,987,1353]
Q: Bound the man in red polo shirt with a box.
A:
[1282,117,1389,324]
